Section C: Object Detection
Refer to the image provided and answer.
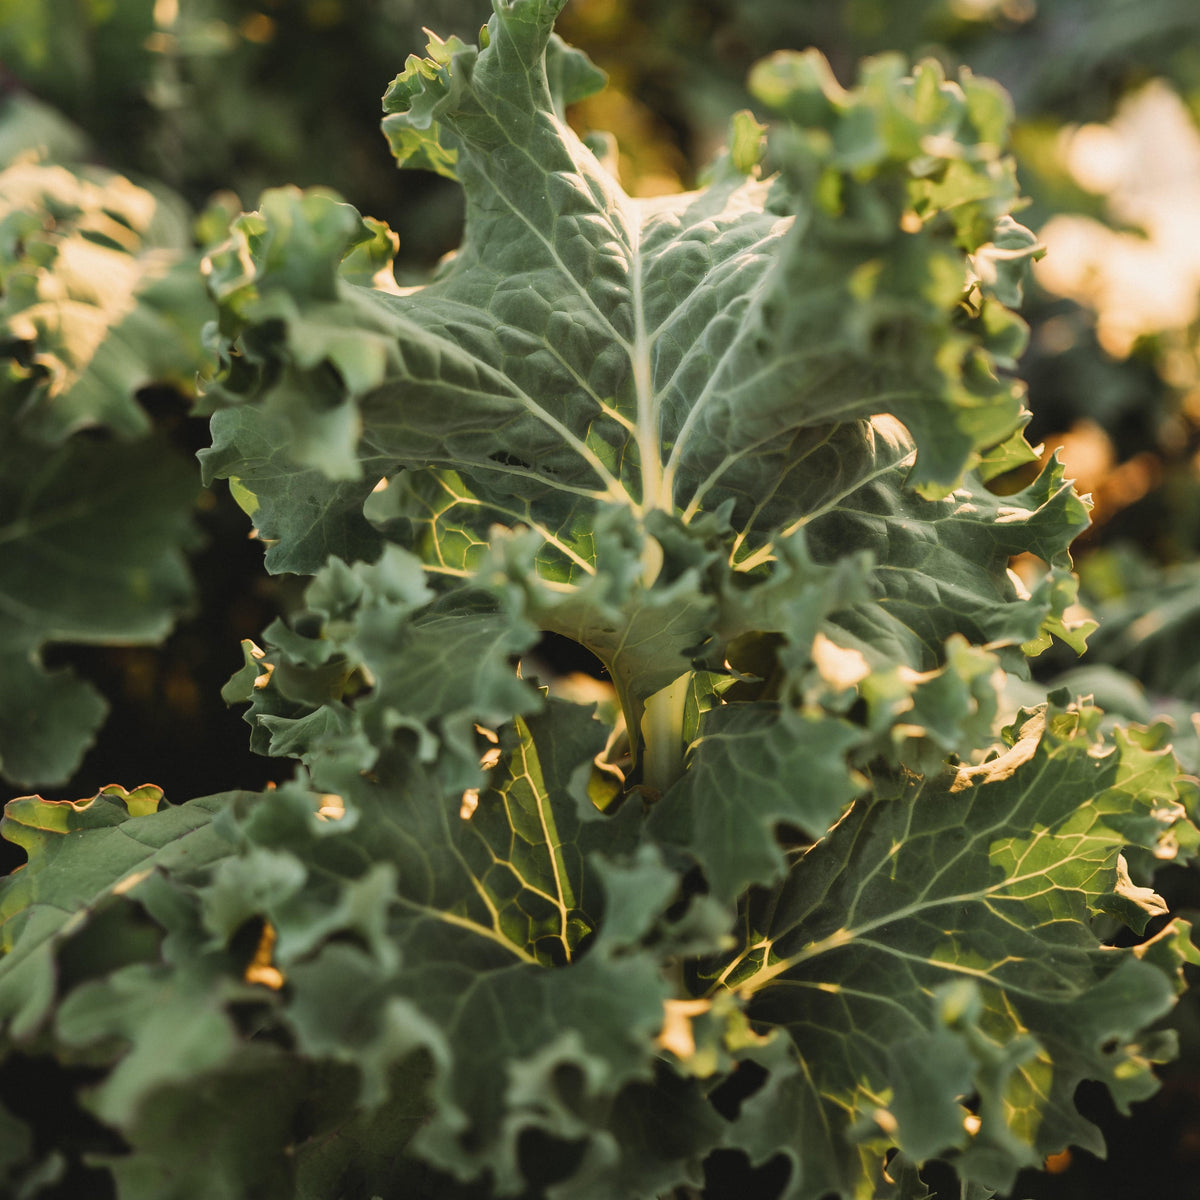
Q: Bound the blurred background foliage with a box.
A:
[4,0,1200,1195]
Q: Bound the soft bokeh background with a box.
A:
[4,1,1200,1195]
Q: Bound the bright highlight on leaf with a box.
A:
[243,922,285,990]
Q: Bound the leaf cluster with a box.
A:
[1,3,1198,1198]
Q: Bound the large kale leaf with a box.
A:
[198,0,1079,759]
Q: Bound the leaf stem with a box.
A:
[628,204,669,513]
[639,671,692,795]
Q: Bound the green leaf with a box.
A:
[200,406,384,575]
[189,707,680,1190]
[57,961,241,1128]
[0,159,212,442]
[0,787,232,1041]
[649,703,867,903]
[0,94,88,169]
[0,427,200,785]
[199,187,402,481]
[198,11,1078,806]
[82,1041,316,1200]
[704,704,1197,1195]
[0,157,207,787]
[797,432,1092,680]
[1080,557,1200,704]
[0,652,108,794]
[291,1060,437,1200]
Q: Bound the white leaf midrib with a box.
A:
[628,210,667,514]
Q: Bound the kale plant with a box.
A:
[1,2,1197,1197]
